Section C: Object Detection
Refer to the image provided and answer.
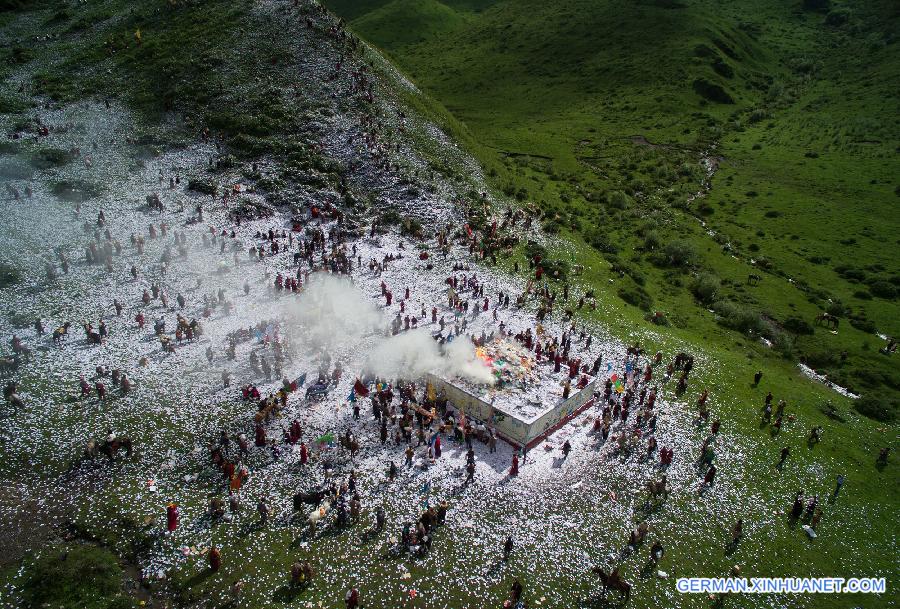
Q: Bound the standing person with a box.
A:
[300,442,309,466]
[503,535,514,561]
[465,460,475,483]
[434,435,442,458]
[833,474,844,498]
[778,446,790,468]
[405,445,414,468]
[488,432,497,453]
[509,453,519,477]
[209,546,221,572]
[650,540,665,564]
[166,503,179,532]
[731,519,743,545]
[345,587,359,609]
[562,440,572,459]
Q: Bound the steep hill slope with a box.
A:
[327,0,900,414]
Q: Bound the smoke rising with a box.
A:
[289,274,494,384]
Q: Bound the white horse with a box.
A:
[308,500,331,531]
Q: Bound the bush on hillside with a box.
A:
[618,285,653,311]
[691,272,720,304]
[854,395,897,423]
[187,178,217,196]
[0,263,20,288]
[21,544,126,609]
[868,280,897,299]
[712,299,764,334]
[693,79,734,104]
[783,316,814,335]
[825,8,850,26]
[607,190,631,210]
[659,240,698,268]
[802,0,830,11]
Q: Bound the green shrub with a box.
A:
[868,280,897,299]
[0,263,21,288]
[849,317,877,334]
[783,316,814,335]
[607,190,631,209]
[691,272,720,304]
[802,0,830,11]
[692,78,734,104]
[618,285,653,311]
[660,239,697,268]
[712,299,763,334]
[187,178,217,195]
[825,8,850,25]
[825,301,846,317]
[854,395,897,423]
[50,180,101,202]
[30,148,75,169]
[21,544,126,609]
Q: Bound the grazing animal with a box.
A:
[592,567,632,601]
[52,322,72,344]
[815,312,839,329]
[86,436,133,460]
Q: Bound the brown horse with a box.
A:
[86,437,133,460]
[815,313,839,329]
[592,567,632,601]
[52,322,71,344]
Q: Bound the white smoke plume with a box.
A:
[366,329,495,385]
[288,273,384,352]
[288,274,494,384]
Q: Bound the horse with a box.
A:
[86,437,133,460]
[308,500,331,532]
[646,475,669,504]
[591,567,632,601]
[815,312,839,329]
[52,322,71,344]
[293,488,329,512]
[747,273,762,285]
[340,433,360,460]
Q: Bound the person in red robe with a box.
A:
[510,454,519,477]
[209,546,221,571]
[255,424,266,447]
[166,503,179,532]
[299,442,308,465]
[345,588,359,609]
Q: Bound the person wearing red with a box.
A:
[510,453,519,477]
[255,424,266,447]
[345,588,359,609]
[166,503,179,532]
[209,546,221,571]
[299,442,308,465]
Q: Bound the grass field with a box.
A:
[0,1,898,608]
[326,0,900,415]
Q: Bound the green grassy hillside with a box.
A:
[327,0,900,416]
